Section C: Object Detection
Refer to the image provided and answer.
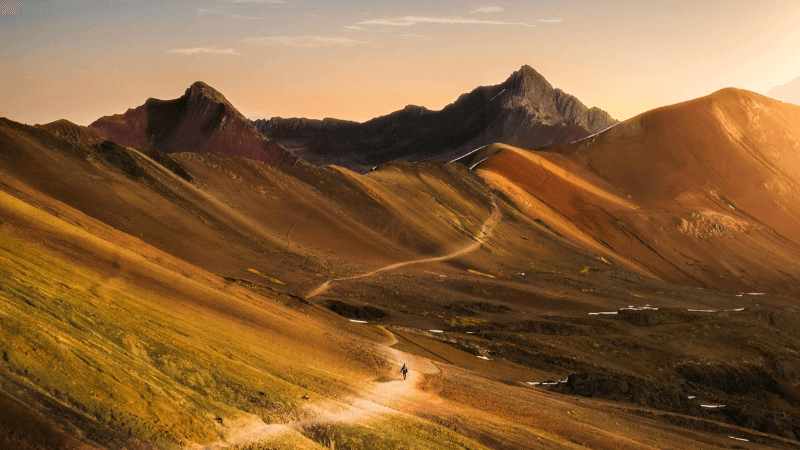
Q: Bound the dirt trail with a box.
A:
[194,329,434,449]
[192,203,503,449]
[306,200,500,299]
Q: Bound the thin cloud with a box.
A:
[198,8,261,20]
[231,0,286,3]
[471,6,503,14]
[537,19,563,23]
[402,34,433,40]
[243,36,366,48]
[358,16,535,27]
[344,25,365,30]
[168,47,243,56]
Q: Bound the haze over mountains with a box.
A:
[767,76,800,105]
[4,66,800,449]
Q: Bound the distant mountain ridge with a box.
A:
[39,82,301,167]
[254,65,617,171]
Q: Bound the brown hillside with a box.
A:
[476,89,800,293]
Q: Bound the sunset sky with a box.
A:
[2,1,799,126]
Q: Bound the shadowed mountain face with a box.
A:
[39,82,300,167]
[253,65,617,171]
[476,88,800,293]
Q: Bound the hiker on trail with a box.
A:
[401,363,408,380]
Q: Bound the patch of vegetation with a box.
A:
[324,301,388,320]
[247,268,286,285]
[299,413,489,450]
[91,141,146,179]
[445,301,512,316]
[447,317,487,328]
[137,147,193,182]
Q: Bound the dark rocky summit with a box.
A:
[254,65,617,171]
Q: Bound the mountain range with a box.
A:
[254,65,617,171]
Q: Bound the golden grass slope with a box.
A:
[2,177,783,449]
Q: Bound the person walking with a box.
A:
[401,363,408,380]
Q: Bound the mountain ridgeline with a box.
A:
[253,65,617,171]
[39,82,301,167]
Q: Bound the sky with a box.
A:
[1,1,799,126]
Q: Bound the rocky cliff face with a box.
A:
[254,65,616,171]
[499,66,616,133]
[84,82,300,167]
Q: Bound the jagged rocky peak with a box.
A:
[505,65,555,98]
[400,104,431,116]
[587,107,616,129]
[255,116,358,134]
[495,66,617,132]
[186,81,231,105]
[180,81,262,134]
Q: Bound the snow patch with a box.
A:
[528,377,569,386]
[450,145,487,163]
[469,157,490,170]
[729,436,749,442]
[570,123,620,144]
[701,404,726,408]
[620,306,659,311]
[477,356,491,360]
[349,319,369,324]
[488,88,506,103]
[428,330,444,333]
[589,305,657,315]
[687,396,697,399]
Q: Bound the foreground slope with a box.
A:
[254,66,616,171]
[4,116,800,448]
[39,82,300,167]
[475,89,800,293]
[5,118,793,449]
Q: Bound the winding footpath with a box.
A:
[196,329,437,450]
[195,204,499,448]
[306,200,500,299]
